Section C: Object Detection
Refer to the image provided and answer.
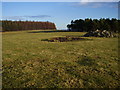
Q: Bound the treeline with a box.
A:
[1,20,56,31]
[67,18,119,32]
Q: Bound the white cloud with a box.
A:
[2,15,51,20]
[1,0,119,2]
[73,2,118,8]
[81,0,119,2]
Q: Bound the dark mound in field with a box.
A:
[41,36,92,42]
[84,30,117,38]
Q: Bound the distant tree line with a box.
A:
[67,18,119,32]
[1,20,56,31]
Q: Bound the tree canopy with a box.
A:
[67,18,119,32]
[1,20,56,31]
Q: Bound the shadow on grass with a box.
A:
[28,30,73,33]
[77,56,97,67]
[57,56,98,79]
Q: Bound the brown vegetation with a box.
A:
[1,20,56,31]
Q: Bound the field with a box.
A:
[2,30,119,88]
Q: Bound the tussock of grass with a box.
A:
[2,30,119,88]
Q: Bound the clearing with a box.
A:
[2,30,119,88]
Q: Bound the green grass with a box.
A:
[2,30,119,88]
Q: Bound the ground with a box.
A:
[2,30,119,88]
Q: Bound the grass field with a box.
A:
[2,30,119,88]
